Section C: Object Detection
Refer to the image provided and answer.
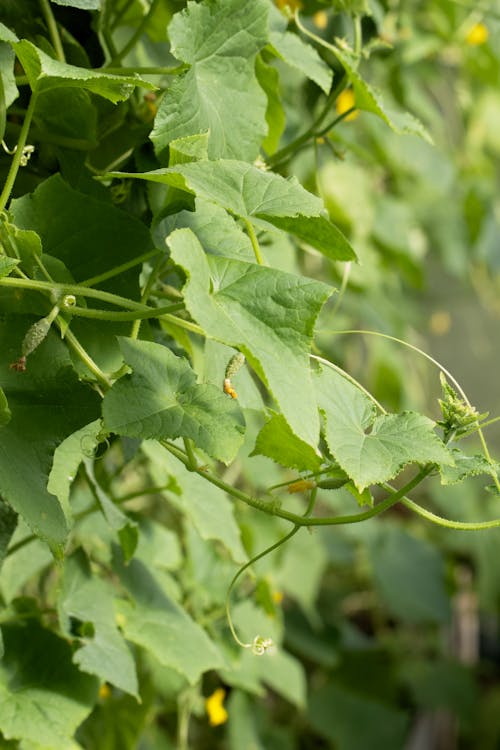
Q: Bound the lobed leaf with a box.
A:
[168,228,332,446]
[315,365,453,491]
[151,0,269,161]
[109,158,357,261]
[102,338,245,464]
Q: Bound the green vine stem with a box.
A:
[0,276,165,312]
[381,483,500,531]
[266,73,347,169]
[80,250,160,287]
[0,93,37,212]
[244,219,265,265]
[61,301,184,322]
[59,324,112,390]
[39,0,65,62]
[102,65,189,76]
[324,329,500,494]
[226,487,318,651]
[161,439,433,527]
[130,253,167,340]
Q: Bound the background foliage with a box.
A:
[1,0,500,748]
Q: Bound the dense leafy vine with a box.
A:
[0,0,499,748]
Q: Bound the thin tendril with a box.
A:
[225,488,318,650]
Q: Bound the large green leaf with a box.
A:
[0,318,100,549]
[439,449,499,486]
[151,0,268,161]
[59,549,138,697]
[368,525,451,623]
[0,621,98,749]
[10,174,153,300]
[12,40,153,101]
[168,228,332,446]
[102,338,245,464]
[113,553,225,684]
[314,365,453,491]
[111,159,356,261]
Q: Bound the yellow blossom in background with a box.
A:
[272,590,284,605]
[98,684,112,700]
[313,10,328,30]
[429,310,452,336]
[206,688,228,727]
[275,0,303,11]
[335,89,359,121]
[465,23,488,46]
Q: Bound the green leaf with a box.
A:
[261,214,355,262]
[0,23,18,44]
[143,441,247,563]
[269,6,332,94]
[251,412,322,472]
[0,499,17,571]
[12,40,154,102]
[47,419,102,521]
[0,257,20,278]
[168,228,332,446]
[114,552,225,684]
[50,0,101,8]
[0,42,18,120]
[0,621,98,749]
[33,88,98,151]
[59,549,138,697]
[112,159,356,261]
[439,449,499,486]
[10,174,153,300]
[154,197,254,260]
[256,56,285,156]
[331,44,432,143]
[368,526,450,623]
[309,680,408,750]
[151,0,268,161]
[315,365,453,491]
[84,460,138,562]
[102,338,245,464]
[168,132,209,166]
[0,318,100,549]
[0,387,11,426]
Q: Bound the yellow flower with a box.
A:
[335,89,359,122]
[465,23,488,46]
[313,10,328,30]
[275,0,303,11]
[99,683,112,700]
[272,590,284,605]
[206,688,228,727]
